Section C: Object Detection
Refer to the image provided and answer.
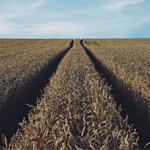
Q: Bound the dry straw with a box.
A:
[1,39,140,149]
[83,38,150,148]
[0,39,72,103]
[0,39,73,145]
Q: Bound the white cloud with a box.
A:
[0,21,86,38]
[104,0,145,10]
[23,22,85,37]
[27,0,44,10]
[0,21,23,35]
[0,14,16,20]
[0,22,12,34]
[0,0,45,18]
[0,0,149,38]
[132,14,150,26]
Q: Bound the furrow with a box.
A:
[82,38,150,149]
[5,39,139,149]
[0,39,73,146]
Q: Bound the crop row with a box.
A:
[0,39,29,48]
[0,39,72,103]
[82,38,150,147]
[0,39,73,145]
[4,39,139,149]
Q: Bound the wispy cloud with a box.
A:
[23,22,85,37]
[0,0,150,38]
[0,21,86,38]
[132,14,150,26]
[27,0,44,10]
[0,20,25,35]
[104,0,145,10]
[0,14,16,20]
[0,22,12,34]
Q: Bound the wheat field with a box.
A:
[1,39,140,149]
[0,39,73,103]
[0,38,150,149]
[82,38,150,148]
[0,39,73,147]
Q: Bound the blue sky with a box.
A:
[0,0,150,38]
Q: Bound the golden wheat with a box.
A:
[3,39,139,149]
[83,38,150,148]
[0,39,73,147]
[0,39,73,103]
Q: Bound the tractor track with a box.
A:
[81,39,149,149]
[1,39,149,149]
[0,40,74,146]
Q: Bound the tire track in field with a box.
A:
[81,39,149,149]
[0,40,74,146]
